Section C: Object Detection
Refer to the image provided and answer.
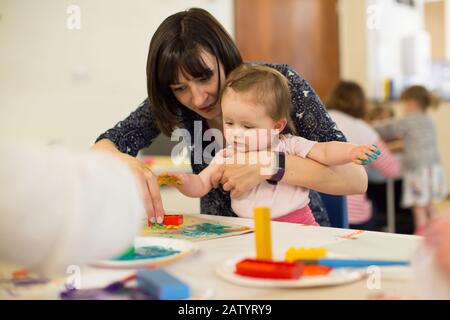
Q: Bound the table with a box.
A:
[71,216,422,300]
[0,215,422,300]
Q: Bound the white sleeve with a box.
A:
[0,141,144,276]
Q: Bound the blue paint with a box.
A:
[114,246,180,261]
[181,223,233,237]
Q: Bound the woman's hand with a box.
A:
[91,139,165,224]
[220,150,274,198]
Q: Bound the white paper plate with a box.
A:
[216,254,365,288]
[91,237,197,269]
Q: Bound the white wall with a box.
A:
[0,0,234,150]
[338,0,369,93]
[339,0,426,99]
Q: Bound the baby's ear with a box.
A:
[273,118,287,133]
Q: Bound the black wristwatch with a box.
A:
[266,151,285,185]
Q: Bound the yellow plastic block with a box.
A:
[254,207,272,260]
[284,246,327,262]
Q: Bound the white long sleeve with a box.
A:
[0,140,144,275]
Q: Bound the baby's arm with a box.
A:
[158,164,220,198]
[307,141,380,166]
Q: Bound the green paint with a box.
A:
[114,246,180,261]
[181,223,233,237]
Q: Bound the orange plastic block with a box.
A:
[163,214,183,226]
[303,265,332,276]
[235,258,303,279]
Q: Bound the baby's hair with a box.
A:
[400,85,440,111]
[220,63,296,133]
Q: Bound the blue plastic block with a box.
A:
[136,269,191,300]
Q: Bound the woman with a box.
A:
[326,81,400,230]
[92,8,367,226]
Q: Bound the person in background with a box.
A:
[326,81,400,230]
[374,85,448,235]
[0,140,144,276]
[367,101,414,233]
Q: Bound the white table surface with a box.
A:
[0,215,423,300]
[77,216,422,300]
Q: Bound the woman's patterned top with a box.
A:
[96,63,347,226]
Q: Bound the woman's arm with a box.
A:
[93,98,160,156]
[283,155,368,195]
[91,98,166,224]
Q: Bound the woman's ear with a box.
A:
[273,118,287,133]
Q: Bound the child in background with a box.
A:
[161,64,379,225]
[375,85,448,235]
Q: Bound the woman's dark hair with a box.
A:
[147,8,243,135]
[326,81,367,119]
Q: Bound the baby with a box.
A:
[161,64,379,225]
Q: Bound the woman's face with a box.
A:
[170,50,226,120]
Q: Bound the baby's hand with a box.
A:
[350,144,381,165]
[157,172,186,187]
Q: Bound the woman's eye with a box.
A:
[173,86,186,92]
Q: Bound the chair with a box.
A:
[318,193,349,228]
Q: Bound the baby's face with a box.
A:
[221,88,279,152]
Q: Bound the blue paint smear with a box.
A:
[114,246,180,261]
[180,223,233,237]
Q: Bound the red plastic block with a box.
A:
[163,214,183,226]
[235,258,303,279]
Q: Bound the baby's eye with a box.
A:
[244,125,254,129]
